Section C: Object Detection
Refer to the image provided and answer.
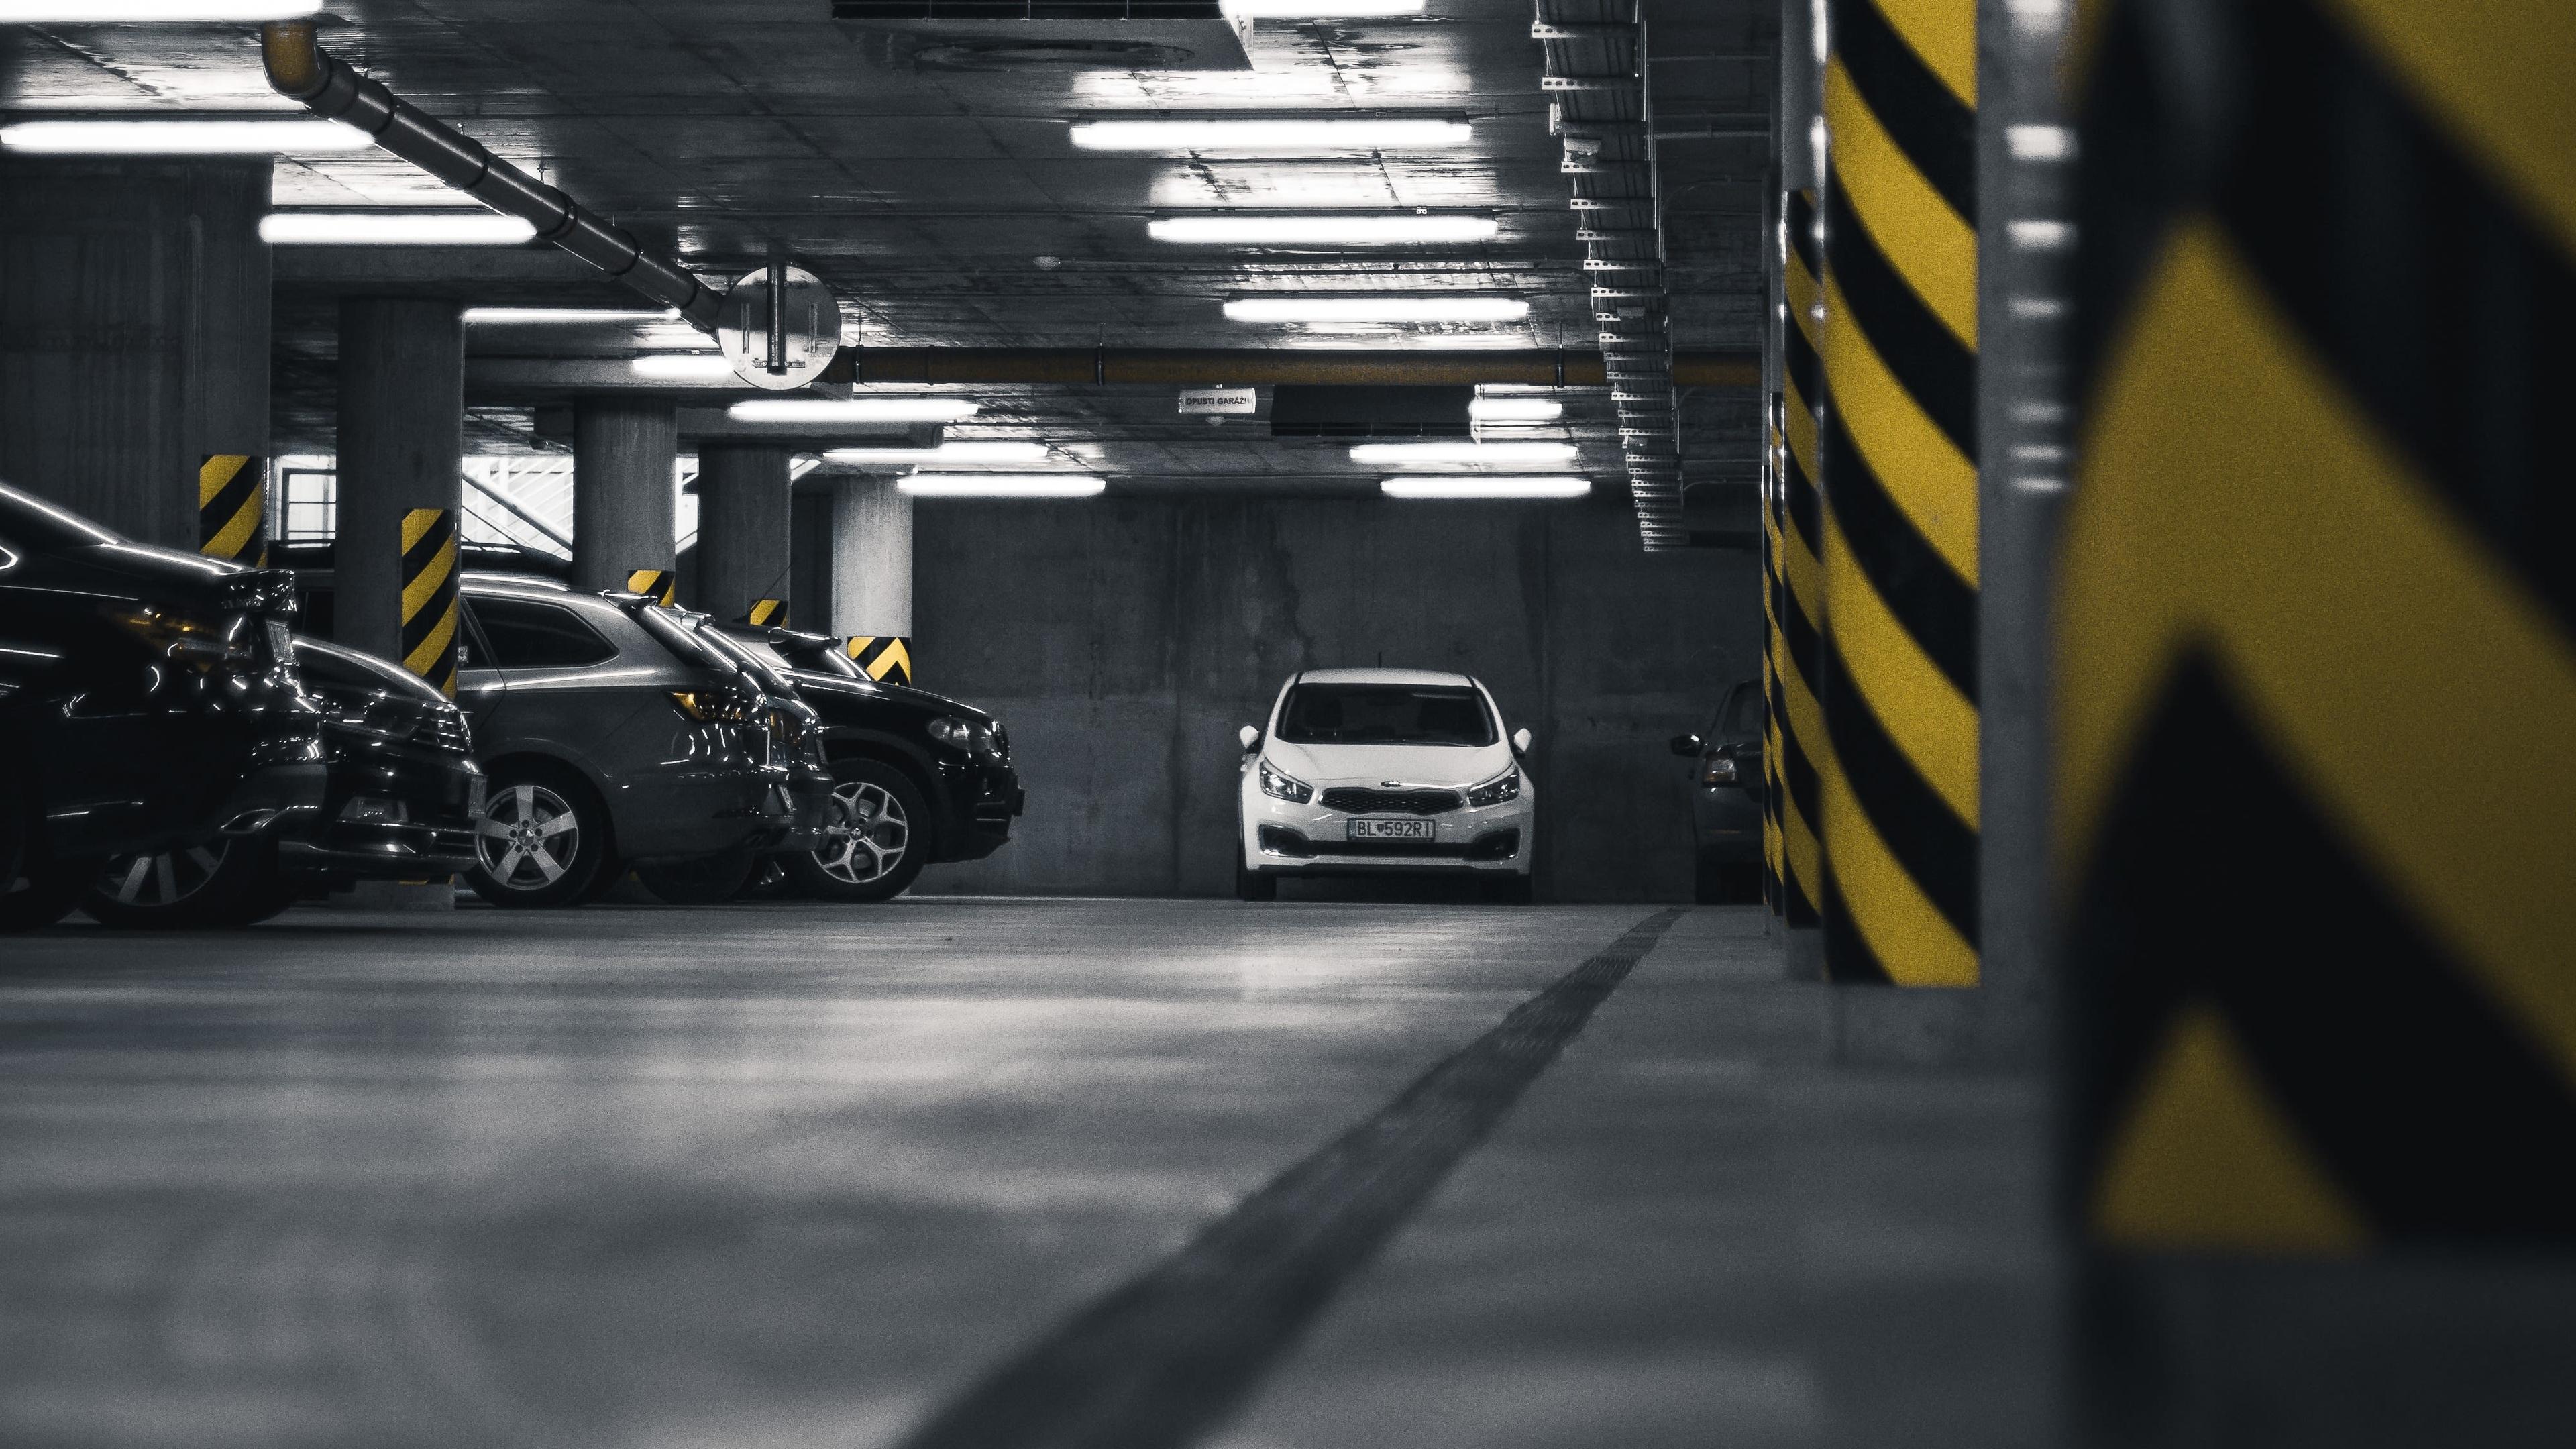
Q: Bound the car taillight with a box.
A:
[669,688,752,723]
[109,605,256,673]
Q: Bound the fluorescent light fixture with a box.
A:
[0,2,320,18]
[0,118,368,154]
[899,474,1106,498]
[1468,397,1564,423]
[1073,117,1468,152]
[630,354,739,380]
[465,307,679,325]
[1224,295,1527,323]
[729,398,981,424]
[1381,477,1591,499]
[1222,1,1423,16]
[1349,441,1579,466]
[259,211,537,246]
[1150,214,1498,246]
[826,441,1051,465]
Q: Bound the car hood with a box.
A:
[1261,737,1515,789]
[792,669,993,722]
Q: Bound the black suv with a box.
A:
[0,482,325,930]
[720,625,1023,901]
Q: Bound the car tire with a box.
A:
[83,838,286,930]
[784,759,930,903]
[466,762,614,908]
[1234,861,1277,902]
[635,847,759,906]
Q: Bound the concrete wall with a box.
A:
[910,494,1760,902]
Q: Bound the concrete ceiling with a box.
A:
[0,1,1771,506]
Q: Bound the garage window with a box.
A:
[468,596,618,669]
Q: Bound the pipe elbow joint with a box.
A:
[260,20,327,100]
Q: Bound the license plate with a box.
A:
[1348,818,1434,842]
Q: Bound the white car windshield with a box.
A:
[1276,683,1496,747]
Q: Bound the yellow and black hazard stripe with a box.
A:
[400,507,460,698]
[1817,0,1978,987]
[198,455,266,567]
[1768,186,1834,930]
[847,635,912,687]
[626,570,678,607]
[2065,0,2576,1248]
[745,598,786,627]
[1760,405,1788,916]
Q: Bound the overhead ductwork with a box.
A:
[1533,1,1684,549]
[259,21,723,333]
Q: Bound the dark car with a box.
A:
[78,636,486,928]
[1671,679,1767,904]
[293,570,830,907]
[718,625,1023,901]
[0,482,325,931]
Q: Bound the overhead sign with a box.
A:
[1177,387,1257,415]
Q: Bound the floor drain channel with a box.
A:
[891,907,1688,1449]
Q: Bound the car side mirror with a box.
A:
[1512,727,1533,755]
[1238,724,1260,753]
[1668,732,1701,757]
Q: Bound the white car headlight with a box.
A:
[1465,767,1521,808]
[1258,757,1313,804]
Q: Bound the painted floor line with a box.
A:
[888,906,1690,1449]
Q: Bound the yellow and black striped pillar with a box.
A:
[2065,0,2576,1258]
[1759,406,1788,916]
[1816,0,1979,987]
[1770,188,1835,931]
[626,570,679,607]
[846,635,912,687]
[399,506,459,698]
[197,454,267,567]
[745,597,786,627]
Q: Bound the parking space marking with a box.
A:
[888,907,1686,1449]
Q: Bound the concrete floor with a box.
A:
[0,899,2053,1449]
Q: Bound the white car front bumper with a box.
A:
[1238,775,1534,876]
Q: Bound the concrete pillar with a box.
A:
[830,474,912,638]
[572,398,676,596]
[1813,0,1982,991]
[2057,0,2576,1442]
[694,443,793,624]
[335,298,462,674]
[788,488,835,632]
[1769,0,1833,980]
[0,157,270,548]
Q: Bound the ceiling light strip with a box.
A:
[1071,117,1470,152]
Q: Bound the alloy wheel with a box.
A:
[476,782,582,891]
[814,780,910,886]
[98,843,231,908]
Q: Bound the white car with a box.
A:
[1234,667,1536,902]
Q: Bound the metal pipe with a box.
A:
[831,347,1758,388]
[259,21,722,333]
